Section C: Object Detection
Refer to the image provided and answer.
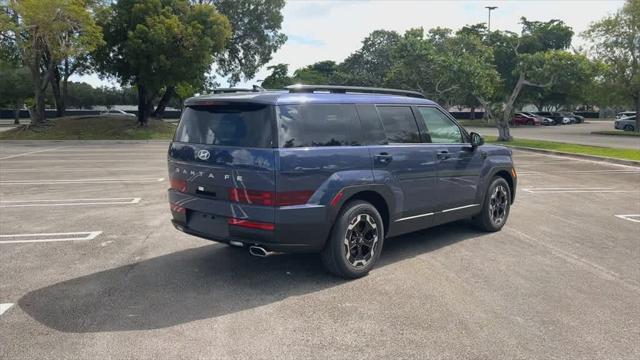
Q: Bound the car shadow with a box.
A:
[19,221,487,333]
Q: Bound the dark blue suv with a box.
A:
[168,85,516,278]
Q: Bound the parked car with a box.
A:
[616,111,636,119]
[535,111,571,125]
[521,112,554,126]
[511,113,541,126]
[167,85,516,278]
[560,112,584,124]
[100,109,135,117]
[614,115,637,131]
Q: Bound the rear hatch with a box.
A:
[168,102,277,237]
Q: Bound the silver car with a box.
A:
[614,116,637,131]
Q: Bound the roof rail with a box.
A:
[210,86,266,94]
[286,84,425,98]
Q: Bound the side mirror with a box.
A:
[470,132,484,147]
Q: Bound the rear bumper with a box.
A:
[168,190,330,253]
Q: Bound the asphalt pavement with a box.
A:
[467,120,640,150]
[0,141,639,359]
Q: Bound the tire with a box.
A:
[473,177,511,232]
[321,200,385,279]
[624,124,634,131]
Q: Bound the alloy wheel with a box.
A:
[489,185,508,226]
[343,214,379,267]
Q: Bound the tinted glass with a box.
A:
[417,107,462,143]
[376,106,421,143]
[276,104,359,148]
[174,104,273,148]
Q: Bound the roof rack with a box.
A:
[211,85,265,94]
[286,84,424,98]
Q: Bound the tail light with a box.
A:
[228,218,275,231]
[170,178,187,192]
[229,188,313,207]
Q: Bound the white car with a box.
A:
[616,111,636,119]
[100,109,136,117]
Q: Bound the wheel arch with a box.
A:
[493,169,515,203]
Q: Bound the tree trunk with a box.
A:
[152,86,175,120]
[634,93,639,133]
[29,65,47,126]
[470,106,475,120]
[51,66,64,117]
[137,83,151,126]
[13,102,20,125]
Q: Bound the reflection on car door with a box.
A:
[415,106,484,223]
[358,104,439,233]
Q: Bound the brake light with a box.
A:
[229,188,274,206]
[275,191,314,206]
[228,218,275,231]
[229,188,313,206]
[170,178,187,192]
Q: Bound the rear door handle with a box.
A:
[375,152,393,164]
[436,150,450,160]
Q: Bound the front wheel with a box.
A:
[321,201,384,279]
[624,124,634,131]
[473,177,511,232]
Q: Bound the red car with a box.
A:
[511,113,541,126]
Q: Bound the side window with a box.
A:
[417,107,463,144]
[376,106,421,144]
[276,104,359,148]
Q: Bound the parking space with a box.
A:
[0,142,638,359]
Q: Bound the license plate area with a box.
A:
[187,210,229,238]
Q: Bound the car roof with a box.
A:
[184,90,437,106]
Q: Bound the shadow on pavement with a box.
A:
[19,221,486,333]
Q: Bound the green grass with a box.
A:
[486,136,640,161]
[591,130,640,137]
[0,116,176,140]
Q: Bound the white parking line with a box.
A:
[0,159,166,163]
[0,146,67,160]
[0,303,14,316]
[0,177,164,185]
[522,187,638,193]
[615,215,640,223]
[0,231,102,244]
[519,169,640,175]
[516,151,640,170]
[0,197,141,207]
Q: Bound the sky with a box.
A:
[73,0,625,89]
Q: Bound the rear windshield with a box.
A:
[174,104,274,148]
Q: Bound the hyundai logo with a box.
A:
[196,149,210,160]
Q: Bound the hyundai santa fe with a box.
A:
[168,85,516,278]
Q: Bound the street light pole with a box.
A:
[485,6,498,36]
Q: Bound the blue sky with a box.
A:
[74,0,625,89]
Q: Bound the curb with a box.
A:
[506,145,640,167]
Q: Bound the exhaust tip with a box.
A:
[249,246,269,257]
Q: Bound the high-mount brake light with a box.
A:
[229,188,313,207]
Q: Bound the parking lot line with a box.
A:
[0,197,141,207]
[0,231,102,244]
[0,146,67,160]
[522,187,638,193]
[0,177,164,185]
[0,303,13,316]
[614,215,640,223]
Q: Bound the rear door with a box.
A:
[415,106,484,221]
[168,103,277,230]
[364,104,439,230]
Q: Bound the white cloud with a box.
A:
[74,0,624,88]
